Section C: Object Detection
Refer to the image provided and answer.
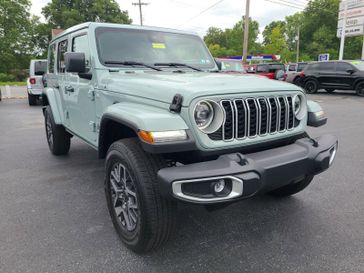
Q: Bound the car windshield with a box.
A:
[297,63,307,72]
[95,27,215,70]
[220,60,244,72]
[350,60,364,70]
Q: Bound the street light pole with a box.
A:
[296,27,300,63]
[242,0,250,63]
[132,0,149,26]
[339,1,347,60]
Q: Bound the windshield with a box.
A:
[297,63,307,72]
[220,60,244,72]
[95,27,215,70]
[350,60,364,70]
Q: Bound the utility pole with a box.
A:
[132,0,149,26]
[296,27,300,63]
[242,0,250,63]
[339,1,347,60]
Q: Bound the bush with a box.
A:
[0,73,16,82]
[9,69,28,81]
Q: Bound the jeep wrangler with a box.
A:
[42,22,338,253]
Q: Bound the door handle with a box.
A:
[65,86,74,93]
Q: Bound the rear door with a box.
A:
[317,62,336,87]
[335,62,356,89]
[65,32,96,144]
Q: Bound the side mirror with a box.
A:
[65,52,86,73]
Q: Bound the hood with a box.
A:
[105,71,301,106]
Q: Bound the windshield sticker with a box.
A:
[351,61,359,65]
[152,43,166,49]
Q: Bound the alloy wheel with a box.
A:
[109,162,139,232]
[46,115,53,149]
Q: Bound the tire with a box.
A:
[44,106,71,155]
[105,138,176,253]
[28,94,37,106]
[355,81,364,97]
[268,176,314,197]
[293,77,302,86]
[304,79,319,94]
[325,88,335,93]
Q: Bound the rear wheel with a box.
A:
[105,138,176,253]
[304,79,319,94]
[355,81,364,97]
[325,88,335,93]
[44,106,71,155]
[28,94,37,106]
[268,176,314,197]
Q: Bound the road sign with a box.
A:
[339,6,364,19]
[337,25,364,37]
[318,54,330,62]
[337,16,364,28]
[340,0,364,10]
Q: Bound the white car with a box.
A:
[27,59,47,105]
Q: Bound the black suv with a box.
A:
[303,60,364,96]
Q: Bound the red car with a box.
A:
[246,63,286,80]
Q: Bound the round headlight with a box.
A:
[194,101,214,129]
[294,95,301,115]
[293,94,306,120]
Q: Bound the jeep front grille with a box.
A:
[208,95,298,141]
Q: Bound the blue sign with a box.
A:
[318,53,330,61]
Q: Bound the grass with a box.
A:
[0,81,27,86]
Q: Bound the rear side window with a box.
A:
[72,34,91,71]
[48,44,56,73]
[318,62,335,72]
[57,39,68,73]
[336,62,353,72]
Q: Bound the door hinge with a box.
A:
[88,90,95,101]
[89,121,96,132]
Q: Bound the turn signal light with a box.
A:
[138,130,187,144]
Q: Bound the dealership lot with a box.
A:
[0,92,363,273]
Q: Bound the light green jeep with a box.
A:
[42,22,338,253]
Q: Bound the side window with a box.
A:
[318,62,335,72]
[336,62,353,72]
[256,65,268,73]
[48,43,56,73]
[72,34,90,71]
[57,39,68,73]
[288,64,296,71]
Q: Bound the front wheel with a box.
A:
[268,176,314,197]
[105,138,176,253]
[304,79,319,94]
[355,82,364,97]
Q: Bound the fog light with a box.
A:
[213,179,225,193]
[329,143,338,166]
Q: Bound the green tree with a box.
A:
[42,0,132,29]
[0,0,33,73]
[204,17,260,57]
[263,26,288,55]
[262,21,286,46]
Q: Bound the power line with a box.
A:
[274,0,306,9]
[262,0,305,10]
[178,0,227,27]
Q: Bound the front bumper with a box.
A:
[158,134,338,204]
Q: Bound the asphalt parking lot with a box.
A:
[0,91,363,273]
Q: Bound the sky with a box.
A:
[30,0,308,41]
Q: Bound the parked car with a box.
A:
[27,59,47,105]
[215,58,246,73]
[286,62,308,86]
[246,63,286,80]
[43,22,338,253]
[303,60,364,96]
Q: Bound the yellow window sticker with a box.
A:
[351,61,359,65]
[152,43,166,49]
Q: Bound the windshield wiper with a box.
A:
[104,61,162,71]
[154,62,202,72]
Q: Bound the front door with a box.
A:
[65,33,97,145]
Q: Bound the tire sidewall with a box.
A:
[304,79,318,94]
[105,148,148,249]
[45,107,55,151]
[356,82,364,96]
